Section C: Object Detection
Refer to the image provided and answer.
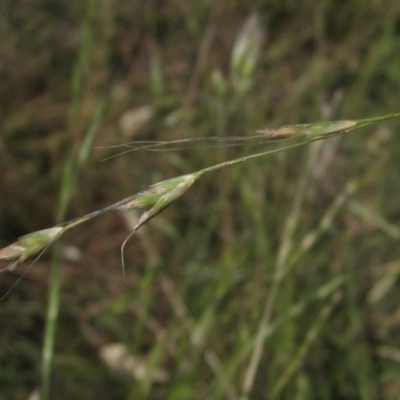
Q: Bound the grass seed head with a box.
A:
[133,173,197,230]
[116,174,197,213]
[257,120,357,141]
[0,227,64,271]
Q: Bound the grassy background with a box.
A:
[1,0,400,399]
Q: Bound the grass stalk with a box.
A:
[240,141,316,400]
[40,1,99,398]
[271,291,343,398]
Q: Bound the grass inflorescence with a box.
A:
[2,113,398,273]
[2,1,400,399]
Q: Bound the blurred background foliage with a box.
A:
[1,0,400,399]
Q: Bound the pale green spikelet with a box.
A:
[256,112,400,141]
[117,173,198,230]
[0,227,64,271]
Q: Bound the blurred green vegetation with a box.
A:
[1,0,400,399]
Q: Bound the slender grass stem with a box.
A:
[193,140,315,178]
[40,2,99,398]
[240,141,316,399]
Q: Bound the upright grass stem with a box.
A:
[40,1,99,398]
[240,140,317,400]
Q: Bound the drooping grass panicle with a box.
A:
[1,112,399,270]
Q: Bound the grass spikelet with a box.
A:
[256,112,400,141]
[116,174,198,218]
[0,227,64,271]
[103,112,400,158]
[119,173,197,277]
